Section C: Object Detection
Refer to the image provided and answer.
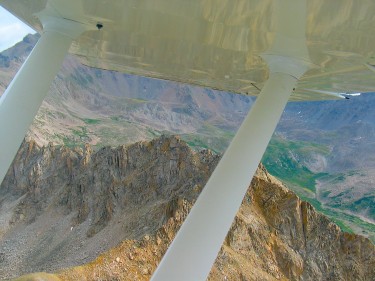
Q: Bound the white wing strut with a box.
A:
[0,17,88,184]
[151,0,311,280]
[151,72,302,281]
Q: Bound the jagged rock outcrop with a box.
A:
[53,165,375,281]
[1,136,374,280]
[0,136,219,279]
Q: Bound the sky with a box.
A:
[0,6,36,52]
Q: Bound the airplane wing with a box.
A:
[2,0,375,100]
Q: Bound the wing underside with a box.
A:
[1,0,374,100]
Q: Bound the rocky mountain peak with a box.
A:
[0,136,373,280]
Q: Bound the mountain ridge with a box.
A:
[1,136,374,281]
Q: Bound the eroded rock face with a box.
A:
[1,136,374,280]
[55,166,375,281]
[213,167,375,280]
[0,136,219,279]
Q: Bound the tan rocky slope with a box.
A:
[0,136,374,280]
[55,166,375,281]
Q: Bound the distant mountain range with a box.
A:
[0,33,374,240]
[0,34,251,152]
